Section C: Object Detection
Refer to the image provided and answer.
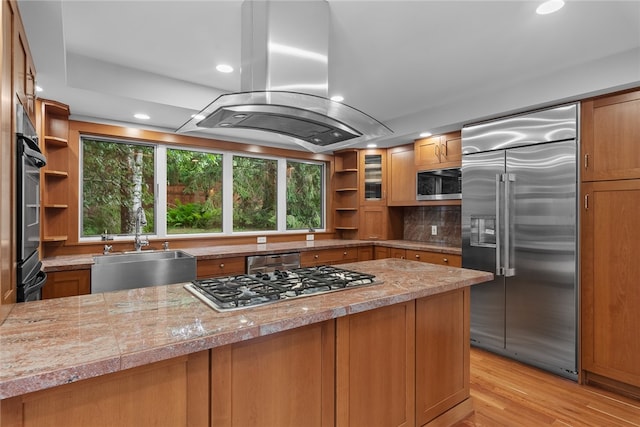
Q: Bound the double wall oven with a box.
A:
[16,102,47,301]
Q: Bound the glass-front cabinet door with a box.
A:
[360,150,386,205]
[364,154,382,200]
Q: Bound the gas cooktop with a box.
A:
[184,265,378,312]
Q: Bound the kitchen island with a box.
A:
[0,259,492,427]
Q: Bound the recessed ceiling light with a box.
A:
[367,143,377,148]
[536,0,565,15]
[216,64,234,73]
[419,132,432,138]
[134,113,150,120]
[330,95,344,102]
[35,85,43,92]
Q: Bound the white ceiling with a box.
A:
[17,0,640,152]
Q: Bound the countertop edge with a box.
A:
[41,239,461,271]
[2,260,490,400]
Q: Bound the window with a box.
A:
[286,161,324,230]
[166,149,223,234]
[232,156,278,231]
[80,136,326,239]
[82,138,155,237]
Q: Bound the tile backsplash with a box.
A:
[403,206,461,246]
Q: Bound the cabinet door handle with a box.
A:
[343,251,347,256]
[584,153,589,170]
[443,258,448,263]
[314,254,319,259]
[219,263,225,268]
[415,254,420,259]
[584,194,589,210]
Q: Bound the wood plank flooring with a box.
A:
[456,348,640,426]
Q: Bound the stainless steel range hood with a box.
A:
[176,0,392,153]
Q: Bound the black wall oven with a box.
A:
[16,103,47,302]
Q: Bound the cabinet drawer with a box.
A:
[301,247,359,266]
[390,248,407,259]
[406,250,461,267]
[197,257,246,278]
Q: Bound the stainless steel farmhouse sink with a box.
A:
[91,250,196,294]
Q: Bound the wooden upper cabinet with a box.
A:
[334,150,359,239]
[39,100,70,244]
[359,149,386,205]
[582,90,640,182]
[387,144,416,205]
[414,131,462,170]
[13,6,36,121]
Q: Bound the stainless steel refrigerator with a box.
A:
[461,104,578,380]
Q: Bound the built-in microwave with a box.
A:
[416,168,461,200]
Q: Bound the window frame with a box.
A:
[78,135,327,242]
[79,135,158,240]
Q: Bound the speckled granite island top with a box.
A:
[0,258,491,399]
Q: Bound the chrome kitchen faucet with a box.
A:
[133,206,149,252]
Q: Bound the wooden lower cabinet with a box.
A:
[406,250,462,267]
[381,248,462,267]
[358,245,374,261]
[336,301,416,427]
[196,257,245,278]
[1,293,472,427]
[416,288,470,425]
[375,246,390,259]
[0,351,209,427]
[581,180,640,393]
[336,291,471,427]
[42,269,90,299]
[301,247,359,266]
[211,321,335,427]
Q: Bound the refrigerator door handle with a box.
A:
[504,173,516,277]
[495,174,504,276]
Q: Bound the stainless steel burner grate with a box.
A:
[185,265,378,312]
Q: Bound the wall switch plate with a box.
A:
[257,236,267,244]
[431,225,438,235]
[306,234,314,241]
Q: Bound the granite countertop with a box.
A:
[40,239,461,272]
[0,258,491,399]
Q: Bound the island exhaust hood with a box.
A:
[176,0,392,153]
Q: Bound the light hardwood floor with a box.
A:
[456,348,640,426]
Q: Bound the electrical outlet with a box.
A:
[306,234,314,241]
[431,225,438,236]
[257,236,267,244]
